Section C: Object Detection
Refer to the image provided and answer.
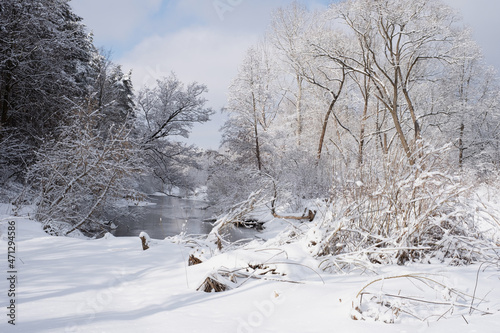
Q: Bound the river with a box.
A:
[111,195,258,241]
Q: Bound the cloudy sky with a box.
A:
[71,0,500,150]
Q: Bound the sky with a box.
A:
[70,0,500,150]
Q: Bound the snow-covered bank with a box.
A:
[1,214,500,332]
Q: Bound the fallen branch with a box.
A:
[271,207,317,222]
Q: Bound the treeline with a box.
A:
[208,0,500,212]
[0,0,213,235]
[205,0,500,264]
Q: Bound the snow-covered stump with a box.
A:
[139,231,150,250]
[196,271,238,293]
[197,276,229,293]
[188,254,203,266]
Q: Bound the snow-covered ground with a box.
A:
[1,203,500,333]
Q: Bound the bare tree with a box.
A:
[136,74,214,188]
[223,44,281,171]
[270,2,313,146]
[318,0,462,164]
[436,33,500,168]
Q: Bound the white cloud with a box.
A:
[118,27,260,149]
[119,27,258,105]
[71,0,162,43]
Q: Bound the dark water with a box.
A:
[111,195,259,241]
[112,195,214,239]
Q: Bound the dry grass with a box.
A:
[351,273,493,323]
[313,145,500,269]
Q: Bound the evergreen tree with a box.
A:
[0,0,93,181]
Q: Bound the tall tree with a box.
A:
[223,44,281,171]
[320,0,462,163]
[0,0,93,180]
[89,51,136,139]
[270,2,312,146]
[436,33,500,168]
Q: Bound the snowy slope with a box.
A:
[1,212,500,333]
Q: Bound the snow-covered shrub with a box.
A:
[208,189,272,249]
[207,159,271,215]
[271,149,332,212]
[28,106,145,237]
[310,144,498,269]
[42,220,87,239]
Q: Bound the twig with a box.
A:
[360,292,492,315]
[269,261,325,284]
[470,262,486,315]
[356,274,445,298]
[436,306,452,321]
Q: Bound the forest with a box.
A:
[2,0,500,278]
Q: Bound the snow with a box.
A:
[151,192,168,197]
[1,207,499,333]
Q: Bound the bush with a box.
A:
[305,144,497,270]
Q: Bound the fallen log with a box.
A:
[271,206,316,222]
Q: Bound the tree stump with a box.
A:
[140,236,149,250]
[197,276,229,293]
[188,254,202,266]
[139,232,150,250]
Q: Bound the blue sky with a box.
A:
[71,0,500,149]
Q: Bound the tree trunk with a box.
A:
[254,121,262,171]
[399,77,422,145]
[0,81,11,130]
[458,122,465,168]
[252,93,262,171]
[358,77,370,166]
[390,72,413,164]
[317,70,346,161]
[296,75,303,146]
[317,98,336,160]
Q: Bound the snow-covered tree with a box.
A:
[136,74,214,189]
[270,2,314,147]
[436,33,500,169]
[28,102,145,236]
[323,0,463,164]
[222,44,281,171]
[88,51,136,139]
[0,0,94,180]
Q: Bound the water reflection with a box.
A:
[112,195,261,241]
[112,195,214,239]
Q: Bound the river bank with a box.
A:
[1,203,499,332]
